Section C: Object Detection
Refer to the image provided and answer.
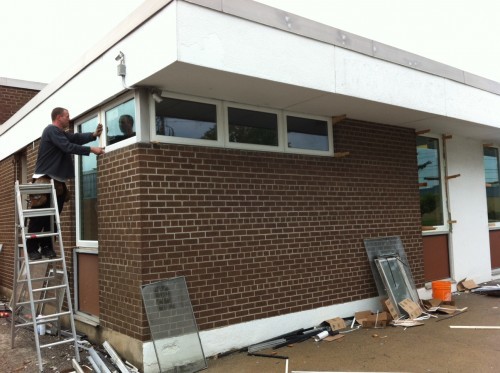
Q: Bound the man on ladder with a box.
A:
[27,107,105,260]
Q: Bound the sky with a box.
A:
[1,0,500,84]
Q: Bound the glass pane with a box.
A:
[106,99,136,145]
[228,107,278,146]
[286,115,329,151]
[484,147,500,222]
[155,97,217,140]
[79,116,99,241]
[141,277,207,373]
[417,136,443,226]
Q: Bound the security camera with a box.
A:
[152,92,163,103]
[115,52,124,61]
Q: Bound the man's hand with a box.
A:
[93,123,103,138]
[90,146,105,155]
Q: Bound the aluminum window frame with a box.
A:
[151,91,224,148]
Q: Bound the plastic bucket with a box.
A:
[432,280,452,301]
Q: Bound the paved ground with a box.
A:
[2,290,500,372]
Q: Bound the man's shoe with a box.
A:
[28,251,42,261]
[41,248,57,259]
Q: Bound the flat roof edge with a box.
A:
[186,0,500,95]
[0,77,46,91]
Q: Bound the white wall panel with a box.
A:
[446,136,491,283]
[176,2,335,92]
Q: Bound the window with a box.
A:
[106,98,136,146]
[77,116,99,243]
[285,114,332,155]
[227,106,279,147]
[153,94,222,146]
[151,91,333,156]
[484,147,500,224]
[417,136,444,229]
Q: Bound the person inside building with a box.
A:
[27,107,105,260]
[108,114,136,145]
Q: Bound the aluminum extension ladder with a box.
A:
[10,180,80,372]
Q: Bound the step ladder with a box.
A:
[10,180,80,372]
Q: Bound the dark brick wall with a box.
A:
[97,119,423,341]
[0,85,38,124]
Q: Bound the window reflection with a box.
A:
[227,107,278,146]
[155,97,217,140]
[417,137,443,227]
[484,147,500,222]
[106,99,136,145]
[79,117,99,241]
[286,115,329,151]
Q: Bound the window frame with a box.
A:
[74,112,101,249]
[150,91,224,147]
[223,101,284,152]
[484,145,500,230]
[73,247,99,325]
[417,134,449,235]
[101,92,137,151]
[283,111,334,156]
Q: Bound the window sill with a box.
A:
[74,312,99,327]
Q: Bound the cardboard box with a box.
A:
[325,317,346,331]
[355,310,389,328]
[457,278,478,292]
[382,298,398,320]
[399,298,423,319]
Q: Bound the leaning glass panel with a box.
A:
[141,277,207,373]
[286,115,329,151]
[227,107,278,146]
[484,147,500,223]
[106,98,136,145]
[416,136,443,227]
[155,97,217,140]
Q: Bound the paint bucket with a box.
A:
[432,280,452,301]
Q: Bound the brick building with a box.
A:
[1,1,500,371]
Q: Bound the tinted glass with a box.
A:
[155,97,217,140]
[227,107,278,146]
[286,115,329,151]
[484,147,500,222]
[106,99,136,145]
[417,136,443,227]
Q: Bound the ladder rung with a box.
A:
[32,284,67,293]
[16,297,58,306]
[18,184,54,194]
[25,232,59,239]
[41,338,75,349]
[17,275,57,283]
[22,208,57,218]
[27,257,63,265]
[38,311,71,321]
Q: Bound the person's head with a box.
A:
[51,107,70,129]
[119,114,134,136]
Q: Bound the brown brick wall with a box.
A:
[98,119,423,341]
[0,85,38,124]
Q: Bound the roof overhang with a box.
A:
[2,0,500,161]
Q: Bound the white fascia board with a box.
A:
[444,79,500,128]
[0,2,178,161]
[176,1,335,93]
[335,47,447,117]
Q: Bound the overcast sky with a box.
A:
[1,0,499,84]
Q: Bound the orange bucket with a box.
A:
[432,280,452,301]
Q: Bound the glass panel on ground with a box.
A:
[141,277,207,373]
